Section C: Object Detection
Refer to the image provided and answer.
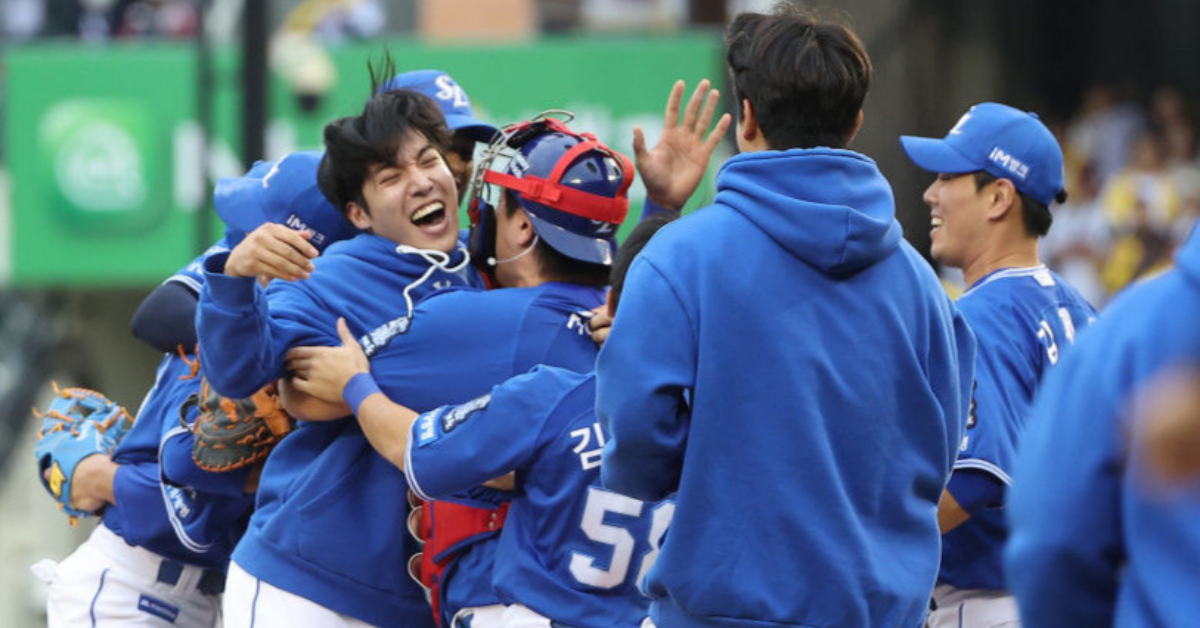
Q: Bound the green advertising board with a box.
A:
[2,35,725,287]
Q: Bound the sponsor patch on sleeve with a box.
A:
[440,393,491,435]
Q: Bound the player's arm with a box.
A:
[160,426,256,496]
[938,470,1005,533]
[1005,338,1124,627]
[596,256,695,502]
[197,230,327,399]
[286,318,417,464]
[278,377,351,420]
[132,239,231,353]
[131,282,200,353]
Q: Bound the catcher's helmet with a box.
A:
[468,114,633,266]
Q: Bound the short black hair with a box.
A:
[317,91,450,219]
[972,171,1056,237]
[610,214,677,309]
[725,4,871,150]
[502,191,610,286]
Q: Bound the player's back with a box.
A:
[599,148,977,628]
[407,367,669,628]
[941,266,1097,590]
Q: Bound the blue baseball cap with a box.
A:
[214,151,359,253]
[901,102,1065,206]
[377,70,498,143]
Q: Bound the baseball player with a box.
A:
[901,102,1097,627]
[197,87,491,628]
[32,150,355,628]
[129,69,493,355]
[1005,224,1200,627]
[595,6,977,628]
[282,214,677,628]
[266,116,636,628]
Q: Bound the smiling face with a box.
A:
[923,172,991,270]
[346,129,460,252]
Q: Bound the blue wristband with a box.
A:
[342,372,381,415]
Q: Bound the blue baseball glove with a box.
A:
[33,384,134,525]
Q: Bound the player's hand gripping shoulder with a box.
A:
[33,385,132,524]
[587,304,612,346]
[285,318,370,414]
[224,223,320,282]
[634,78,732,211]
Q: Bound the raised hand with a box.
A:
[225,223,320,282]
[633,79,733,211]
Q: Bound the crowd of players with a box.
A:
[33,4,1200,628]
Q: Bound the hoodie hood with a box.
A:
[714,148,903,275]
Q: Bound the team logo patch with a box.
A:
[138,595,180,623]
[441,394,491,434]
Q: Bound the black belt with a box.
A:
[156,561,226,595]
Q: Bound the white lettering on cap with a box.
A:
[949,113,972,135]
[988,147,1030,180]
[434,75,469,108]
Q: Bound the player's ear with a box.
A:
[507,208,535,248]
[987,178,1018,222]
[845,109,864,145]
[740,99,759,144]
[345,201,373,231]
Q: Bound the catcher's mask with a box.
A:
[466,111,633,270]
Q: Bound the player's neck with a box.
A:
[962,239,1042,287]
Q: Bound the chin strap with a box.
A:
[487,234,539,267]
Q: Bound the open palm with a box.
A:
[634,79,732,211]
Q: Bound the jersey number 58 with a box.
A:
[570,487,675,590]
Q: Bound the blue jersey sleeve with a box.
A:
[197,252,337,398]
[160,424,253,498]
[405,367,565,501]
[596,256,695,502]
[953,297,1033,486]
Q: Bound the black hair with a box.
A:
[972,171,1058,237]
[610,214,677,309]
[725,4,872,150]
[317,54,451,218]
[502,191,610,287]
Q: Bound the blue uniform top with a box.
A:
[106,241,255,570]
[1006,228,1200,628]
[196,233,483,628]
[597,148,977,628]
[197,232,482,399]
[408,366,671,628]
[217,265,601,628]
[939,265,1096,590]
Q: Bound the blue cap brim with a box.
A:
[213,176,269,233]
[900,136,979,175]
[526,211,616,266]
[444,114,499,143]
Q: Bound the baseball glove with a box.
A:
[33,383,134,525]
[182,378,294,472]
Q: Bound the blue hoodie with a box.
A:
[197,232,481,398]
[597,148,976,628]
[1006,227,1200,628]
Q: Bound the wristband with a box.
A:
[342,372,381,415]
